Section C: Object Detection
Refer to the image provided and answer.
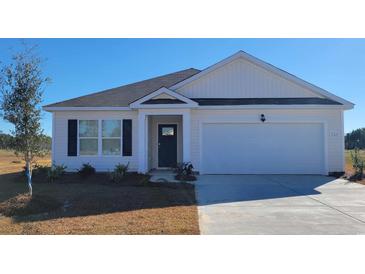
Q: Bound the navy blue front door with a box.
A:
[158,124,177,167]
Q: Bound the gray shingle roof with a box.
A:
[44,68,200,108]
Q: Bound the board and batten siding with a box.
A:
[176,58,323,99]
[53,110,139,172]
[190,109,345,174]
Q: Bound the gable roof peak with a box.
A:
[170,51,354,108]
[129,86,198,109]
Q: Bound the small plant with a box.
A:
[109,163,129,183]
[78,163,96,178]
[47,164,67,182]
[174,162,196,181]
[350,148,364,181]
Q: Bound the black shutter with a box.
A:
[123,119,132,156]
[68,120,77,156]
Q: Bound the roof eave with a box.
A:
[43,104,352,112]
[197,104,352,110]
[42,106,132,112]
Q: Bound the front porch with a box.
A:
[137,109,192,173]
[131,87,197,174]
[147,115,183,170]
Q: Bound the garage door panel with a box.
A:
[201,123,324,174]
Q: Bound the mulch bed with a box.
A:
[31,171,150,185]
[175,174,197,181]
[0,194,62,217]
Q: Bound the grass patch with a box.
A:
[345,149,365,184]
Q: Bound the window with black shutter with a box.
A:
[68,120,77,156]
[123,119,132,156]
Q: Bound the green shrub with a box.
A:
[47,164,67,182]
[109,163,129,183]
[174,162,196,181]
[78,163,96,178]
[350,148,364,181]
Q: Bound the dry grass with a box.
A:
[345,149,365,185]
[0,149,50,174]
[0,150,199,235]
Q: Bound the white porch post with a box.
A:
[182,110,191,163]
[138,111,148,173]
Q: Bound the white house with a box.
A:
[43,51,354,175]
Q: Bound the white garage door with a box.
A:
[201,123,325,174]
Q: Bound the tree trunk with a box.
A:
[26,160,33,196]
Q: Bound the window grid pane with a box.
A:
[79,139,98,155]
[102,120,121,137]
[79,120,98,137]
[102,139,121,155]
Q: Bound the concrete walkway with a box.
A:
[195,175,365,234]
[149,169,180,183]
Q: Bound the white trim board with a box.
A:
[43,107,131,112]
[129,87,198,109]
[44,104,348,112]
[197,105,349,110]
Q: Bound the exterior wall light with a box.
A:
[260,114,266,122]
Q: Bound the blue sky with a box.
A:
[0,38,364,135]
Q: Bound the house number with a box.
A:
[329,131,339,137]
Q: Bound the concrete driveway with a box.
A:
[195,175,365,234]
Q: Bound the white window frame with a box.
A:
[101,120,122,156]
[77,119,123,157]
[78,120,99,156]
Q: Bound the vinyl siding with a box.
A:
[52,108,344,174]
[53,110,138,172]
[176,58,323,99]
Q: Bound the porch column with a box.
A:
[182,110,191,163]
[137,112,148,173]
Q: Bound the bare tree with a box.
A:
[0,44,50,195]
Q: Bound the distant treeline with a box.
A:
[345,128,365,150]
[0,132,51,151]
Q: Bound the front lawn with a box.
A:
[0,150,199,234]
